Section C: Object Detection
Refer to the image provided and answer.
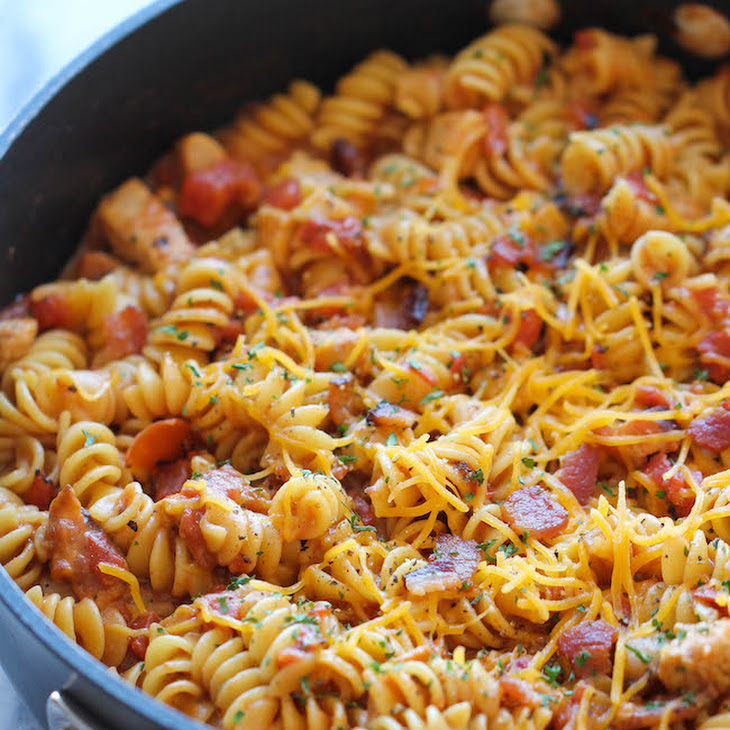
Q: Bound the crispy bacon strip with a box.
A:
[502,486,569,539]
[404,535,480,596]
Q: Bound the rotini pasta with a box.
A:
[3,16,730,730]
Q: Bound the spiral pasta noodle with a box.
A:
[4,17,730,730]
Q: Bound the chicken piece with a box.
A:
[658,619,730,694]
[176,132,228,175]
[45,486,128,607]
[0,317,37,366]
[94,178,194,273]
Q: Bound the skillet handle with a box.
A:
[46,690,105,730]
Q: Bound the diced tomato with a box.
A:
[482,103,509,157]
[202,464,270,512]
[127,611,160,660]
[298,216,363,253]
[624,172,657,205]
[277,647,310,668]
[557,619,618,678]
[179,158,262,227]
[407,361,438,386]
[508,309,543,354]
[499,677,542,710]
[488,232,539,272]
[151,458,191,501]
[566,99,598,130]
[76,251,119,280]
[46,486,128,605]
[26,472,57,511]
[688,408,730,452]
[501,486,569,539]
[31,293,76,331]
[262,177,302,210]
[99,305,148,360]
[644,453,698,517]
[697,330,730,385]
[196,589,248,620]
[179,507,217,571]
[557,443,600,505]
[216,318,246,346]
[126,418,194,473]
[635,385,671,409]
[693,585,729,615]
[574,29,598,49]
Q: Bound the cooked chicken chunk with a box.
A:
[94,178,193,273]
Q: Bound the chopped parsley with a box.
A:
[82,430,96,447]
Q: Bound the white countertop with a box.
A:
[0,1,152,727]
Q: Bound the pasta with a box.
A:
[3,15,730,730]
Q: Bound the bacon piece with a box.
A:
[402,281,429,329]
[502,486,569,539]
[688,408,730,452]
[634,385,671,409]
[488,232,539,272]
[179,158,262,227]
[596,417,679,468]
[367,401,417,429]
[498,677,542,710]
[76,251,119,280]
[179,507,217,570]
[331,138,366,177]
[404,534,480,596]
[482,103,509,157]
[557,619,618,678]
[624,171,658,205]
[697,330,730,385]
[508,309,543,355]
[692,286,730,321]
[151,458,191,501]
[126,418,194,474]
[298,216,363,254]
[127,611,160,660]
[566,99,598,130]
[644,453,699,517]
[0,317,37,366]
[45,486,128,605]
[328,375,364,427]
[557,443,600,504]
[262,177,302,210]
[26,472,58,511]
[613,697,704,729]
[97,305,148,361]
[31,293,77,331]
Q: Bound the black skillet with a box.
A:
[0,0,727,727]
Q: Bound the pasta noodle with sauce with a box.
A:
[2,15,730,730]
